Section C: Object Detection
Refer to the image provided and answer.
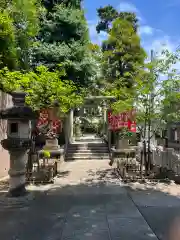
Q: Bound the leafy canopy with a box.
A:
[0,66,83,112]
[0,0,40,70]
[32,1,96,88]
[96,5,138,33]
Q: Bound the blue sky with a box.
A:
[84,0,180,55]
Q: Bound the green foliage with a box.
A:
[32,1,96,87]
[0,0,40,70]
[86,43,105,95]
[111,48,180,138]
[160,51,180,123]
[42,0,82,12]
[0,66,83,112]
[95,5,146,111]
[96,5,138,33]
[11,0,40,70]
[100,17,146,111]
[0,10,18,70]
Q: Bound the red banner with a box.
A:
[37,109,62,134]
[108,109,136,132]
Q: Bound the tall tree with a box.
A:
[96,5,146,93]
[0,9,17,70]
[101,18,146,91]
[42,0,82,12]
[0,0,39,70]
[32,0,96,88]
[96,5,138,33]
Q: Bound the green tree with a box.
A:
[0,0,40,70]
[96,5,138,33]
[86,43,105,96]
[32,0,96,88]
[42,0,82,12]
[101,18,146,91]
[0,10,17,70]
[11,0,40,70]
[96,5,146,94]
[110,48,180,173]
[0,66,83,112]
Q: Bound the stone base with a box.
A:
[43,138,60,150]
[115,139,130,150]
[8,183,27,198]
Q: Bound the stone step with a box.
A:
[68,146,108,150]
[69,142,107,145]
[69,143,108,148]
[66,152,110,157]
[74,135,103,143]
[75,138,104,143]
[67,149,109,153]
[65,155,110,161]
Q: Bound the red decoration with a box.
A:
[37,109,62,134]
[108,109,136,132]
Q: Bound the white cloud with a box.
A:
[143,35,180,77]
[139,26,154,36]
[117,2,144,23]
[145,36,178,55]
[118,2,139,13]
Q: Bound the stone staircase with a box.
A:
[65,135,110,161]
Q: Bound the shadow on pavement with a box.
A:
[0,168,180,239]
[126,181,180,240]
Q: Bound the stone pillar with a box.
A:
[0,91,36,197]
[102,101,107,135]
[8,150,28,196]
[65,109,73,144]
[108,130,111,152]
[69,109,74,143]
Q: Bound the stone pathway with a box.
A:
[127,181,180,240]
[0,160,157,240]
[1,160,180,239]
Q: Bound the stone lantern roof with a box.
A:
[0,91,38,120]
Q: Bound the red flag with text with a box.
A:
[108,109,136,132]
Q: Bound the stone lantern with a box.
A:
[0,91,37,197]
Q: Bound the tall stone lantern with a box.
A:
[0,92,37,197]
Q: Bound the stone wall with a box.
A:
[0,91,12,178]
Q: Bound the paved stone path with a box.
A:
[1,160,180,239]
[127,181,180,240]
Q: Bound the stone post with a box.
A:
[102,101,107,136]
[64,109,74,144]
[69,109,74,143]
[74,108,81,140]
[0,92,36,197]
